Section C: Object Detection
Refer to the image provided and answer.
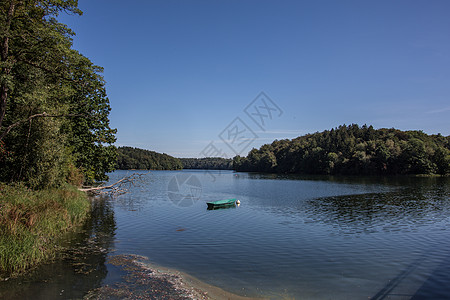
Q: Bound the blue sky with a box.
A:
[59,0,450,157]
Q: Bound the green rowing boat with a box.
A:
[206,198,237,210]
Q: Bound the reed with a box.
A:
[0,183,90,276]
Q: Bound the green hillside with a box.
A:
[179,157,233,170]
[233,124,449,175]
[117,147,182,170]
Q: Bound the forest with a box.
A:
[116,148,232,170]
[0,1,117,187]
[233,124,450,175]
[117,146,182,170]
[179,157,233,170]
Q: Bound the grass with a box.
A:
[0,183,90,276]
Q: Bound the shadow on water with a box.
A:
[206,205,237,211]
[411,252,450,299]
[0,197,116,300]
[371,252,450,300]
[371,258,421,300]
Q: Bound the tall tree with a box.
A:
[0,1,116,187]
[0,0,81,130]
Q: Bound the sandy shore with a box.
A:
[85,254,264,300]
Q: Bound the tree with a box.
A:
[0,0,82,129]
[0,1,116,187]
[433,147,450,175]
[232,124,449,176]
[117,147,182,170]
[180,157,232,170]
[62,53,117,183]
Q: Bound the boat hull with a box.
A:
[206,198,237,210]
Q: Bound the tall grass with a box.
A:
[0,183,90,276]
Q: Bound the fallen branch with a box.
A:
[79,172,150,196]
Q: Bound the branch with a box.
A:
[79,172,150,196]
[0,112,86,141]
[17,58,77,83]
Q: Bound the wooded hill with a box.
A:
[117,147,232,170]
[233,124,450,175]
[179,157,233,170]
[117,147,182,170]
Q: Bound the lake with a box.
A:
[1,170,449,299]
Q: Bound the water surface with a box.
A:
[110,170,450,299]
[1,170,449,299]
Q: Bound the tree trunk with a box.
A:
[0,0,16,129]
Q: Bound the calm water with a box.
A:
[1,170,450,299]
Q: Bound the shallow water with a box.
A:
[1,170,449,299]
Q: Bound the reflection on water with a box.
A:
[305,188,450,235]
[0,198,116,300]
[0,171,449,299]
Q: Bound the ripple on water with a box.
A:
[106,171,450,299]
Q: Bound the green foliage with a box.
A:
[0,182,90,276]
[180,157,233,170]
[233,124,450,176]
[117,147,182,170]
[0,1,116,187]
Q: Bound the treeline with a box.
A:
[180,157,233,170]
[117,147,182,170]
[233,124,450,175]
[0,1,116,187]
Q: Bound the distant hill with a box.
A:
[179,157,233,170]
[117,147,182,170]
[233,124,450,175]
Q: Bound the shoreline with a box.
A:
[86,254,264,300]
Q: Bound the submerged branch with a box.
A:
[79,172,150,196]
